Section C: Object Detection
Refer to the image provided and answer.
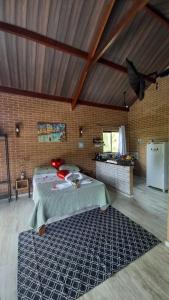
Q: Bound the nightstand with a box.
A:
[15,178,30,200]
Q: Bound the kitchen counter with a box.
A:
[96,160,133,196]
[93,159,133,166]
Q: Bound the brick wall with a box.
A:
[128,77,169,177]
[128,76,169,241]
[0,92,127,194]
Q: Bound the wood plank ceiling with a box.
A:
[0,0,169,111]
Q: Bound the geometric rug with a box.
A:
[18,206,160,300]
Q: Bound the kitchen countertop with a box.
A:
[93,159,134,167]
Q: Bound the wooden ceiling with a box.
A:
[0,0,169,111]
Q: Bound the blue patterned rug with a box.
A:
[18,206,160,300]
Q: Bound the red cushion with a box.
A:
[51,159,65,169]
[57,170,69,180]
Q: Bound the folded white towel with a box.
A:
[65,172,83,183]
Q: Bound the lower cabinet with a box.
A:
[96,161,133,196]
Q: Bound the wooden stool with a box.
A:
[15,178,30,200]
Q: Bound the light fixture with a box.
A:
[78,126,85,148]
[79,126,83,138]
[123,91,128,109]
[15,122,22,137]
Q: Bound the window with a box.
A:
[103,131,119,153]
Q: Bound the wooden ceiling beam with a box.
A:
[0,86,128,111]
[145,4,169,29]
[0,21,155,84]
[0,21,88,60]
[0,86,72,103]
[71,0,116,110]
[72,0,150,109]
[78,99,129,111]
[92,0,149,64]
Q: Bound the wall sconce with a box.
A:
[78,126,85,149]
[79,126,84,138]
[15,122,22,137]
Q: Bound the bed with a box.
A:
[29,166,111,233]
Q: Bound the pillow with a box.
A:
[51,159,65,169]
[57,170,70,180]
[59,164,80,172]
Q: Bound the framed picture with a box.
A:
[37,122,66,142]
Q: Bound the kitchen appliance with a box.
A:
[146,142,168,192]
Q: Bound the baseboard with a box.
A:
[164,240,169,248]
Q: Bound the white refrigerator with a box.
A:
[146,142,168,192]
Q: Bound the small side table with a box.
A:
[15,178,30,200]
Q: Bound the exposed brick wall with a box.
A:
[0,92,127,194]
[128,77,169,177]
